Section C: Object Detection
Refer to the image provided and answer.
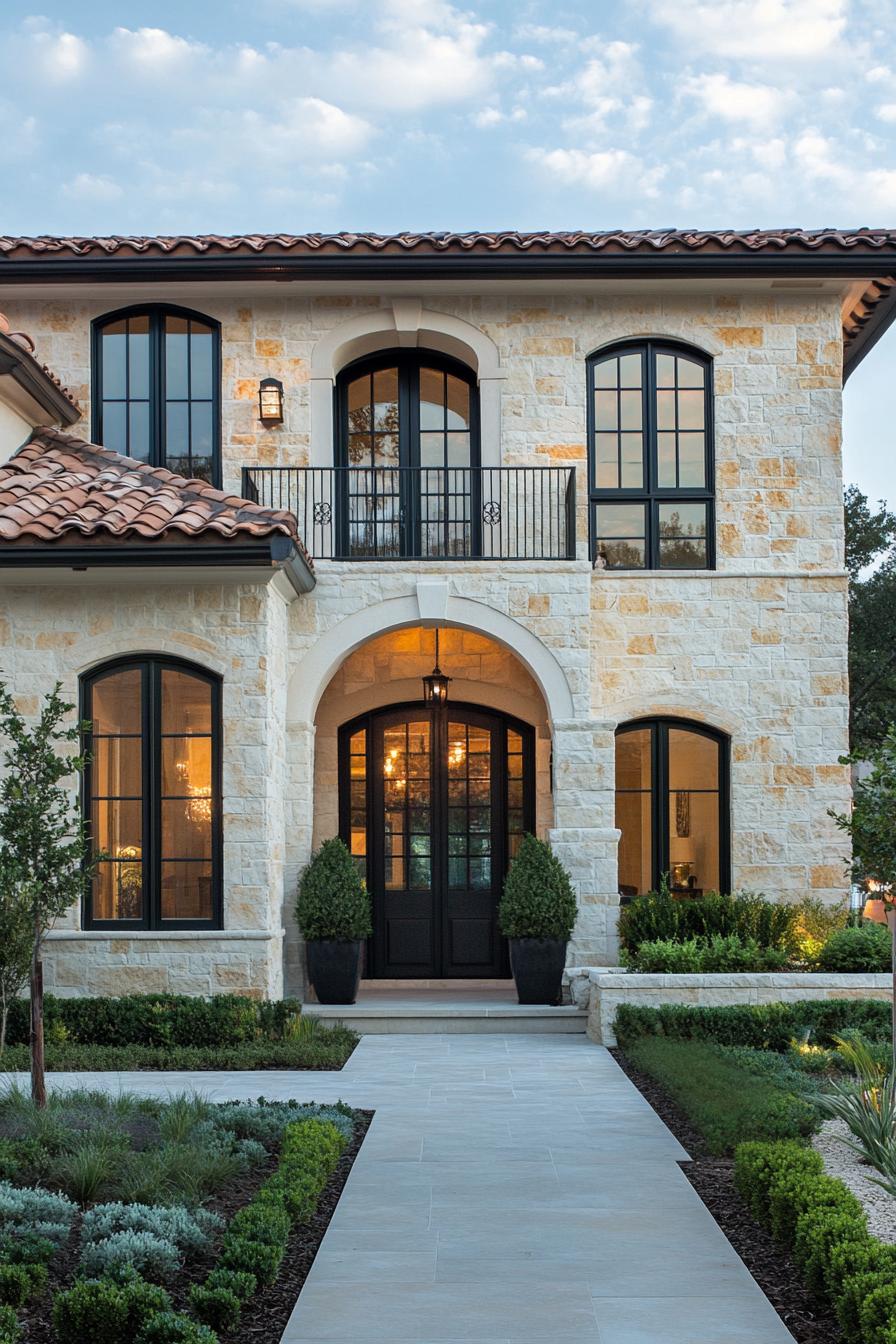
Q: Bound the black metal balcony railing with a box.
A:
[241,467,577,562]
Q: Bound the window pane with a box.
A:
[595,390,617,430]
[420,431,443,467]
[161,861,213,920]
[677,356,705,389]
[618,352,641,387]
[101,401,127,455]
[190,402,213,460]
[595,435,618,489]
[91,667,142,734]
[161,669,212,735]
[446,375,469,429]
[162,736,212,796]
[128,402,150,462]
[128,317,150,400]
[667,763,719,894]
[678,389,704,431]
[162,799,212,859]
[668,728,720,791]
[93,737,142,798]
[659,502,707,537]
[101,324,127,399]
[656,390,676,431]
[373,368,399,431]
[595,503,646,568]
[619,390,642,431]
[165,317,189,400]
[446,432,471,467]
[92,798,142,854]
[660,537,707,568]
[615,728,651,789]
[347,375,372,433]
[657,432,677,487]
[190,455,214,485]
[166,402,189,470]
[419,368,444,430]
[616,790,652,896]
[593,357,618,389]
[189,325,214,400]
[678,433,706,487]
[655,353,676,388]
[93,860,144,921]
[620,434,643,489]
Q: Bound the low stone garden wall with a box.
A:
[564,967,894,1045]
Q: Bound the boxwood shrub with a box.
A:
[618,889,799,955]
[0,1306,19,1344]
[734,1140,896,1343]
[614,999,892,1051]
[816,923,892,973]
[52,1275,172,1344]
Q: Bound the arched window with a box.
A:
[615,718,730,897]
[81,657,222,928]
[92,306,221,485]
[335,350,479,558]
[588,340,714,569]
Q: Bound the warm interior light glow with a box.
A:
[258,377,284,424]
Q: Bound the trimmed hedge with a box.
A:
[0,1032,358,1073]
[734,1140,896,1343]
[623,935,791,973]
[623,1037,818,1154]
[816,923,892,973]
[618,889,799,955]
[4,994,304,1049]
[615,999,892,1052]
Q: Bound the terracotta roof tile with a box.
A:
[1,229,896,261]
[0,428,309,559]
[0,314,81,419]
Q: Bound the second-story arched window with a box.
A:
[92,305,221,486]
[587,340,714,569]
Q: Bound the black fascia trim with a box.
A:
[1,251,896,284]
[0,541,280,568]
[843,282,896,380]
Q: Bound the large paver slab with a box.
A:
[19,1035,795,1342]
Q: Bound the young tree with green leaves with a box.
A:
[844,485,896,752]
[830,725,896,1064]
[0,854,32,1053]
[0,682,96,1106]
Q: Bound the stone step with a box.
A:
[303,991,587,1034]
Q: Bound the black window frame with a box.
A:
[587,339,715,570]
[91,304,223,488]
[334,349,481,559]
[81,655,224,931]
[615,716,731,895]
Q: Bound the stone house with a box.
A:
[0,229,891,1000]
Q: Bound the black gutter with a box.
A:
[1,252,895,284]
[0,537,316,593]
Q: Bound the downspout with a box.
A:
[270,535,315,595]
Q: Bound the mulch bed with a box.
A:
[610,1049,843,1344]
[16,1110,373,1344]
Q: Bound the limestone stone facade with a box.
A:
[0,283,852,998]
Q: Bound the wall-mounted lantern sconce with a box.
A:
[422,627,451,706]
[258,377,284,425]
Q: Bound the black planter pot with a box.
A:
[509,937,568,1005]
[306,939,363,1005]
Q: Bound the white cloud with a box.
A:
[682,72,793,129]
[877,104,896,123]
[528,146,665,197]
[648,0,848,61]
[110,26,206,70]
[33,29,88,79]
[61,173,124,201]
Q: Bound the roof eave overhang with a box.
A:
[843,281,896,380]
[0,334,80,426]
[0,537,316,592]
[1,251,895,284]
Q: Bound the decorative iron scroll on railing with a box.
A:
[241,466,577,561]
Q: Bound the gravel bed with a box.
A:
[812,1118,896,1244]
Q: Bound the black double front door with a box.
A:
[339,703,533,978]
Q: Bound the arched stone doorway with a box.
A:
[312,627,553,979]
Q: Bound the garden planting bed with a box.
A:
[0,1088,371,1344]
[611,1048,843,1344]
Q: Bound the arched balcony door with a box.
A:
[336,351,480,559]
[339,703,534,977]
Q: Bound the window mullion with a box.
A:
[147,660,160,929]
[153,313,163,471]
[645,345,658,567]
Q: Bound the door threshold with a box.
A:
[360,978,514,991]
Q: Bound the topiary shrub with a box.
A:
[817,922,892,973]
[0,1305,19,1344]
[498,834,577,940]
[53,1274,171,1344]
[188,1282,242,1333]
[219,1234,283,1287]
[135,1311,218,1344]
[203,1269,255,1303]
[296,838,372,941]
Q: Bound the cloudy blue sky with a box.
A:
[1,0,894,503]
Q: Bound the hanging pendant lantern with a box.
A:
[422,627,451,705]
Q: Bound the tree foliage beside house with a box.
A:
[845,484,896,752]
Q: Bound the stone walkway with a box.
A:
[28,1035,795,1343]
